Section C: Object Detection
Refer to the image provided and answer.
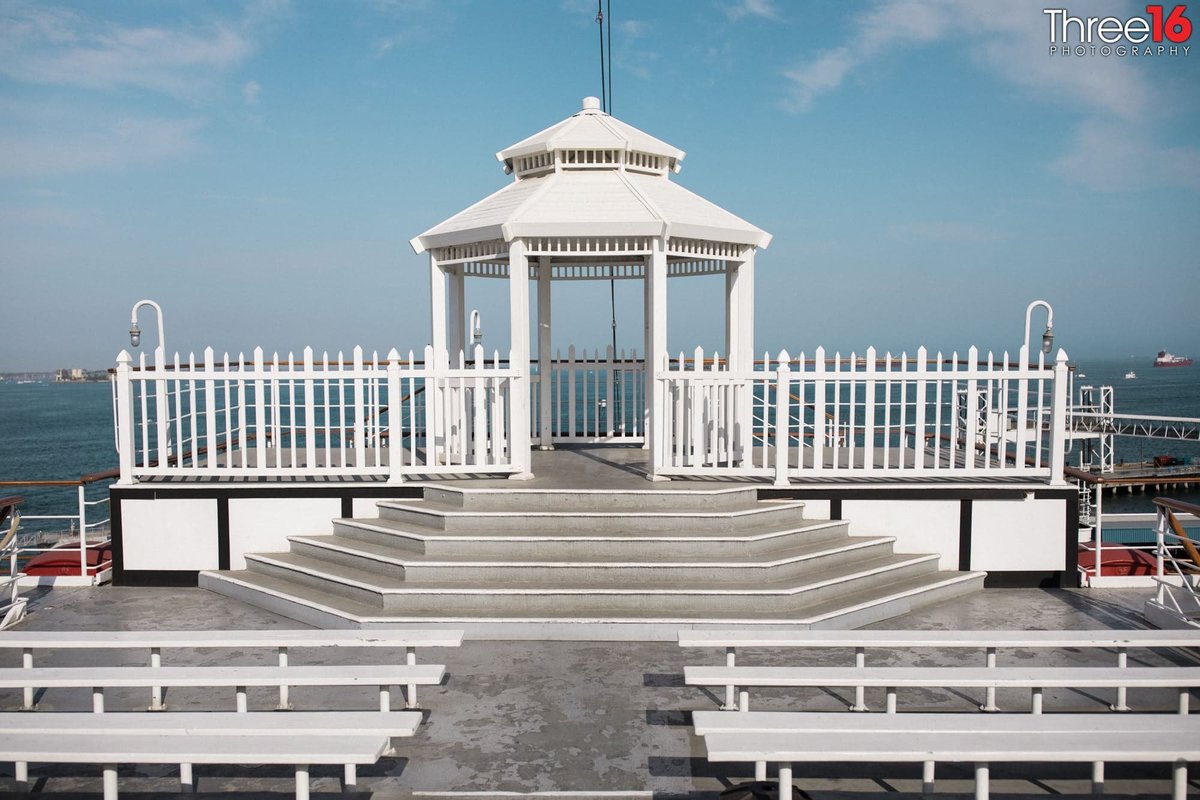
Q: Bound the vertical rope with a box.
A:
[606,0,613,114]
[596,2,607,112]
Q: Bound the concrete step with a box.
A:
[285,532,898,585]
[330,517,852,559]
[374,498,807,534]
[198,566,984,638]
[421,484,762,512]
[241,549,942,615]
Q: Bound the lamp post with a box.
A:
[1022,300,1054,366]
[129,299,166,365]
[469,309,483,348]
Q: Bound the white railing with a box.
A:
[658,345,1069,484]
[531,346,646,444]
[1148,498,1200,626]
[0,477,115,585]
[113,344,520,482]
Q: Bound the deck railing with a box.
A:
[113,344,520,482]
[0,471,116,583]
[1147,497,1200,626]
[531,346,646,444]
[657,345,1069,484]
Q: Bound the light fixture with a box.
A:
[129,323,141,348]
[1041,325,1054,355]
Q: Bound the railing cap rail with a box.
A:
[1155,496,1200,518]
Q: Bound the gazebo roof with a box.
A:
[410,97,771,255]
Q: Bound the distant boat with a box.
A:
[1125,370,1137,380]
[1153,350,1193,368]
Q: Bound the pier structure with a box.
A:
[104,98,1080,631]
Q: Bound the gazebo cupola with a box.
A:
[411,97,771,479]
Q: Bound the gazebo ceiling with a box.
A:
[410,97,771,257]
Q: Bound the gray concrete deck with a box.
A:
[2,584,1195,799]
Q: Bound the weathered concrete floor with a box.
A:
[1,585,1196,799]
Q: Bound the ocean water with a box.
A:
[0,355,1197,524]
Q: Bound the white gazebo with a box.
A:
[410,97,771,479]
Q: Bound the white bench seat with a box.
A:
[679,628,1200,649]
[0,627,465,710]
[684,665,1200,713]
[692,709,1199,734]
[3,731,390,800]
[0,663,445,712]
[0,709,423,737]
[702,728,1199,800]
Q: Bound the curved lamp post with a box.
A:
[129,299,166,363]
[1022,300,1054,365]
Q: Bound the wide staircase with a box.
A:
[200,485,985,638]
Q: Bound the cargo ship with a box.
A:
[1153,350,1193,367]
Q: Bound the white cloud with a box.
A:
[1051,119,1200,191]
[724,0,780,22]
[0,2,259,97]
[242,80,262,105]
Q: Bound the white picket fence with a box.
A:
[531,346,647,444]
[657,345,1069,484]
[113,344,520,482]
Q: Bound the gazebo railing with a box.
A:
[656,345,1069,484]
[112,344,520,482]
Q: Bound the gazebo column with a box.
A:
[724,251,756,463]
[508,239,533,478]
[646,237,669,480]
[536,256,553,449]
[428,254,448,456]
[448,267,465,363]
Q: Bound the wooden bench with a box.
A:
[1,710,422,793]
[2,731,392,800]
[694,709,1198,795]
[0,663,445,713]
[0,628,464,709]
[679,629,1200,710]
[701,725,1200,800]
[684,665,1200,715]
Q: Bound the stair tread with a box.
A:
[291,532,892,566]
[205,568,982,622]
[246,549,938,594]
[375,498,807,518]
[337,515,843,540]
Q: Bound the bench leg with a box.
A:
[1031,687,1043,715]
[974,762,989,800]
[344,764,357,791]
[295,765,310,800]
[851,648,868,712]
[777,764,792,800]
[754,761,766,781]
[278,647,292,710]
[406,647,418,709]
[22,648,35,711]
[150,647,165,711]
[1178,690,1189,715]
[379,686,391,712]
[93,687,105,713]
[1110,648,1130,712]
[922,761,935,795]
[180,763,194,792]
[15,761,28,791]
[1091,761,1103,795]
[724,647,736,710]
[236,686,248,713]
[1173,759,1187,800]
[738,690,749,713]
[885,687,897,714]
[103,764,119,800]
[981,647,998,712]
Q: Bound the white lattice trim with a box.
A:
[667,237,748,261]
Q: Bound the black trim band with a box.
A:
[958,499,973,572]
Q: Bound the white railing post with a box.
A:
[153,347,170,471]
[1155,506,1166,605]
[386,349,404,484]
[77,483,88,578]
[1049,348,1069,485]
[472,343,487,465]
[303,347,317,470]
[773,350,791,486]
[115,351,136,484]
[812,347,826,473]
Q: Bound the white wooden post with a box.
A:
[773,350,791,486]
[153,345,170,471]
[386,349,404,483]
[448,267,465,364]
[508,238,532,478]
[429,255,447,462]
[537,256,553,448]
[646,237,668,479]
[736,252,755,463]
[115,351,136,484]
[812,346,827,473]
[1049,348,1069,485]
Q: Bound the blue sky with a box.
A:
[1,0,1197,371]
